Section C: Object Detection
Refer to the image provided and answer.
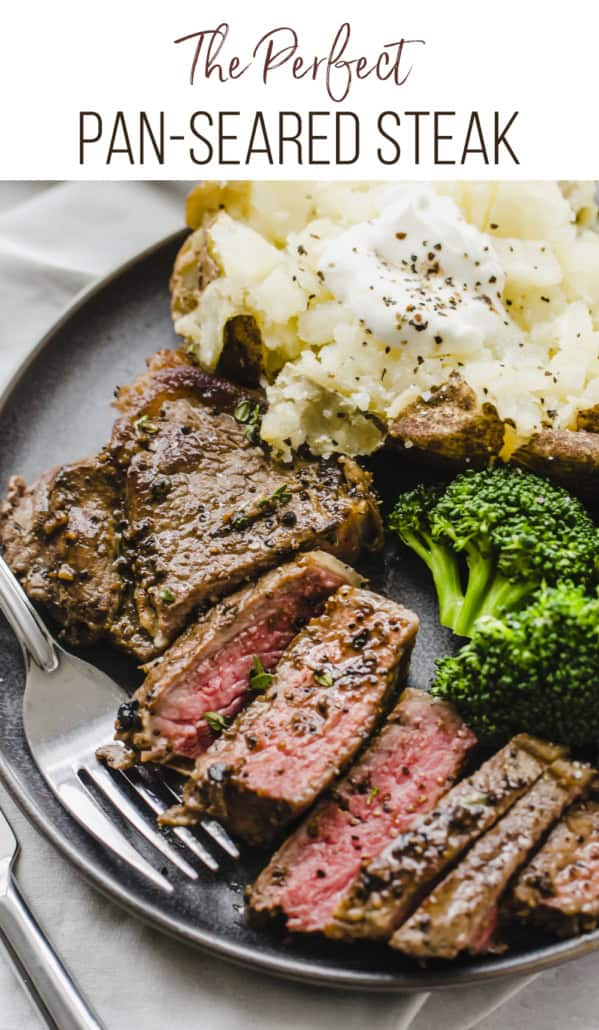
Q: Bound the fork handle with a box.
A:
[0,872,104,1029]
[0,555,58,672]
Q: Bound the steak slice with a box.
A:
[161,586,419,846]
[111,354,383,654]
[0,350,382,661]
[391,758,595,959]
[114,552,361,764]
[508,795,599,937]
[248,689,476,935]
[334,734,566,940]
[0,457,152,653]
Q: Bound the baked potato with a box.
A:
[170,181,599,496]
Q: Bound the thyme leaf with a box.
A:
[205,711,229,733]
[249,656,273,692]
[134,414,159,435]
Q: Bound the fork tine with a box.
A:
[199,820,240,860]
[83,764,199,881]
[159,776,240,859]
[123,773,219,872]
[56,776,173,893]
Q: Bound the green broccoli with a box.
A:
[430,583,599,747]
[388,466,598,637]
[387,483,465,629]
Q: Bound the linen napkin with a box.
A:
[0,179,560,1030]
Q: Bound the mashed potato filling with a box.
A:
[175,181,599,461]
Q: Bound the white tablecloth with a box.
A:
[0,180,594,1030]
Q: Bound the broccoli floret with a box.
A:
[388,484,465,629]
[431,584,599,747]
[389,466,598,637]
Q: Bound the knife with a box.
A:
[0,803,104,1029]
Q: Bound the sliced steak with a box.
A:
[509,796,599,937]
[391,758,595,959]
[111,359,381,653]
[114,552,361,764]
[334,734,565,940]
[248,689,476,934]
[0,457,151,652]
[161,586,419,846]
[0,350,382,660]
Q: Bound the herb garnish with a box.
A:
[234,399,251,422]
[160,588,175,604]
[230,510,251,531]
[134,414,158,435]
[234,400,262,442]
[249,656,273,692]
[226,484,292,533]
[205,711,229,733]
[314,669,334,687]
[260,484,292,508]
[367,786,380,803]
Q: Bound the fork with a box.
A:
[0,801,104,1029]
[0,555,239,892]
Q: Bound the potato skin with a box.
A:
[513,430,599,500]
[185,181,251,230]
[170,179,252,323]
[389,378,599,498]
[170,186,599,496]
[170,224,220,322]
[388,373,505,470]
[170,220,262,388]
[576,406,599,434]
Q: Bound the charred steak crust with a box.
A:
[115,552,361,764]
[248,688,476,936]
[0,350,382,660]
[161,587,419,847]
[113,350,264,420]
[508,795,599,937]
[333,734,566,940]
[391,758,595,959]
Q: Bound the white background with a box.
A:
[0,0,596,179]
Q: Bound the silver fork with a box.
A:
[0,555,239,892]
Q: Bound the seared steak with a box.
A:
[110,358,381,653]
[115,552,360,764]
[0,351,382,660]
[334,734,565,940]
[0,458,153,653]
[248,689,476,934]
[509,796,599,937]
[391,758,595,959]
[161,587,419,846]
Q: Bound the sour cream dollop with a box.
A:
[319,185,511,355]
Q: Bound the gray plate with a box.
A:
[0,231,597,992]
